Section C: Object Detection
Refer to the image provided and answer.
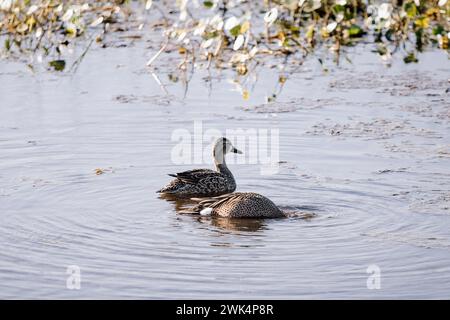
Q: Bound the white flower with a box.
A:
[336,0,346,5]
[0,0,13,11]
[193,22,206,36]
[179,0,188,11]
[249,46,258,57]
[35,27,43,38]
[264,8,278,27]
[61,8,74,22]
[438,0,447,6]
[179,10,187,21]
[65,22,77,35]
[224,16,239,31]
[230,52,250,63]
[210,14,224,30]
[302,0,321,13]
[27,5,39,15]
[326,21,337,33]
[378,3,392,20]
[201,38,214,49]
[145,0,152,10]
[233,34,245,51]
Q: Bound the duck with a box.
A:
[157,137,242,198]
[188,192,286,218]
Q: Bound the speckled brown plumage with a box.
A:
[191,192,286,218]
[157,137,242,198]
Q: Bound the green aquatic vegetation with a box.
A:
[403,51,418,63]
[49,58,65,70]
[0,0,449,73]
[0,0,128,69]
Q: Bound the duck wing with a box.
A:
[193,193,243,209]
[169,169,221,184]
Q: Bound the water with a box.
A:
[0,38,449,298]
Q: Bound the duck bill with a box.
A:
[231,147,243,154]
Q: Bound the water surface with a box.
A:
[1,40,449,298]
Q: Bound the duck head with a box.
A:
[213,137,242,165]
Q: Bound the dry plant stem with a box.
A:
[70,35,96,73]
[147,38,169,67]
[151,71,169,95]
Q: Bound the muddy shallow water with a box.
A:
[0,38,449,298]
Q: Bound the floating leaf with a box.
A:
[403,52,418,63]
[203,1,214,8]
[230,24,241,37]
[302,0,322,13]
[49,60,66,71]
[433,25,445,35]
[415,17,429,28]
[4,39,11,51]
[333,4,345,15]
[65,23,77,37]
[405,3,417,18]
[348,24,364,37]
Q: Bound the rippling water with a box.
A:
[1,41,449,298]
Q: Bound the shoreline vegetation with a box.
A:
[0,0,449,74]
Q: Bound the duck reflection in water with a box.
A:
[160,195,268,232]
[159,194,316,232]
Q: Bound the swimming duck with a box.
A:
[189,192,286,218]
[157,137,242,198]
